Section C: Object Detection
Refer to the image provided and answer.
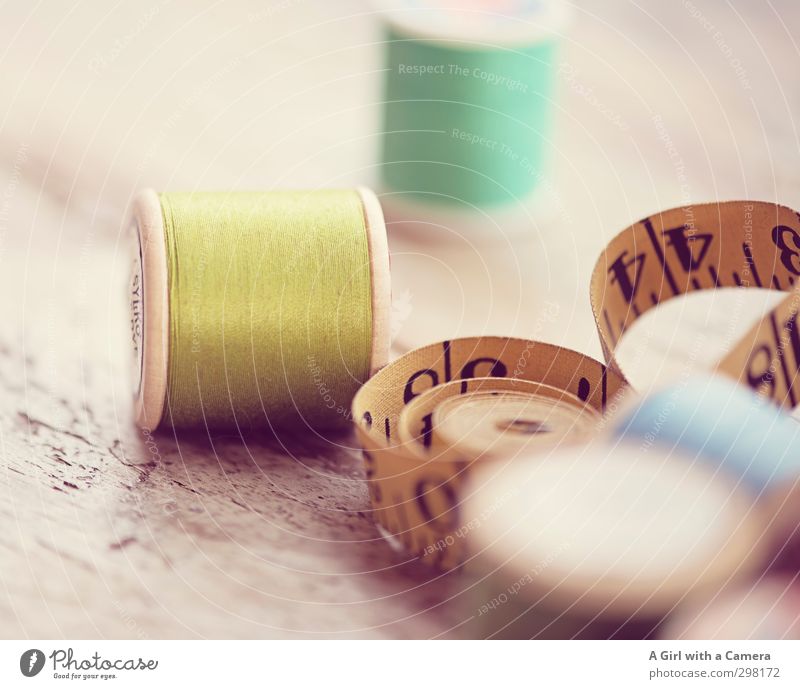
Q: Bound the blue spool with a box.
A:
[612,375,800,492]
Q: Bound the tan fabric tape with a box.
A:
[353,200,800,569]
[352,338,626,569]
[592,200,800,406]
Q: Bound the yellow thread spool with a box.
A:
[128,188,390,432]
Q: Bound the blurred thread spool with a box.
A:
[612,375,800,562]
[663,578,800,640]
[129,188,390,432]
[464,577,662,640]
[376,0,569,235]
[460,442,765,639]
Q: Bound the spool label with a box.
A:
[130,219,144,396]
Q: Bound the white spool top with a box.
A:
[462,440,766,617]
[433,389,598,457]
[374,0,572,47]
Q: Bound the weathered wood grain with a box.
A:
[0,0,798,638]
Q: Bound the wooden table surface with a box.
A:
[1,0,798,638]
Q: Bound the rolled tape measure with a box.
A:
[352,200,800,574]
[129,188,390,432]
[376,0,569,223]
[352,337,627,569]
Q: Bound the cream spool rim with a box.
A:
[395,376,599,459]
[432,387,599,458]
[461,442,767,618]
[131,188,168,431]
[130,187,391,431]
[373,0,572,48]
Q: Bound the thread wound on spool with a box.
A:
[129,188,389,432]
[378,1,567,207]
[613,375,800,490]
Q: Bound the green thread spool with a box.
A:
[128,188,390,432]
[377,0,569,212]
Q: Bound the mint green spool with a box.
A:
[379,2,568,208]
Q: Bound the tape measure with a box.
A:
[353,337,626,569]
[593,201,800,405]
[352,200,800,574]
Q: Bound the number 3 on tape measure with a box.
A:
[743,304,800,405]
[773,224,800,276]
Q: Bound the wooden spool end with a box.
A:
[129,188,168,431]
[358,186,391,376]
